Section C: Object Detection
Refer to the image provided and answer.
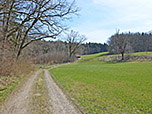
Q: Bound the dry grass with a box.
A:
[100,54,152,62]
[0,42,34,105]
[0,58,34,76]
[12,58,34,76]
[28,71,50,114]
[0,57,35,104]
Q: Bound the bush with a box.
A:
[0,57,34,77]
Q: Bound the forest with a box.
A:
[0,0,108,76]
[0,0,79,75]
[108,31,152,60]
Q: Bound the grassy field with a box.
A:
[51,52,152,114]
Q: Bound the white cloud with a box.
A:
[84,30,114,43]
[72,26,115,43]
[92,0,152,34]
[69,0,152,43]
[93,0,152,8]
[93,0,152,23]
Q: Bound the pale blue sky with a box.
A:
[68,0,152,43]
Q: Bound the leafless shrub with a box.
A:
[100,55,152,62]
[0,56,34,76]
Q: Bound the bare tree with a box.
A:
[24,40,69,64]
[108,31,131,60]
[0,0,79,58]
[65,30,87,60]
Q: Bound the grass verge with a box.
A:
[0,70,34,105]
[0,76,22,103]
[28,71,50,114]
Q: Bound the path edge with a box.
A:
[49,68,86,114]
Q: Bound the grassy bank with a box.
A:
[0,60,34,104]
[0,66,34,105]
[51,52,152,113]
[0,71,34,104]
[0,76,23,103]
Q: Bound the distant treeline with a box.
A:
[25,32,152,63]
[25,41,108,64]
[108,32,152,60]
[82,43,108,55]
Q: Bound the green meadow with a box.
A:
[51,52,152,114]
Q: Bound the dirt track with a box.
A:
[0,69,42,114]
[0,69,81,114]
[44,70,81,114]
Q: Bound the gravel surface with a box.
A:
[0,68,81,114]
[0,69,42,114]
[44,69,81,114]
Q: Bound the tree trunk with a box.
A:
[121,52,124,60]
[16,48,22,60]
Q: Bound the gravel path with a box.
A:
[0,69,42,114]
[44,70,81,114]
[0,69,82,114]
